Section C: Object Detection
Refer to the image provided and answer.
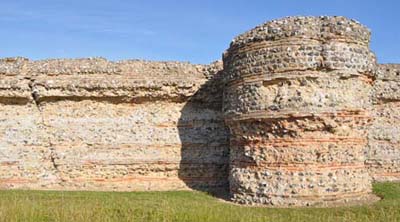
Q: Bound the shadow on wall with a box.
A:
[177,67,230,199]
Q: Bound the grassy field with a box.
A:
[0,183,398,222]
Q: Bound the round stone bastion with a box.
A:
[222,16,377,206]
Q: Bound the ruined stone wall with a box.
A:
[0,15,399,207]
[0,57,229,191]
[367,64,400,181]
[223,16,376,206]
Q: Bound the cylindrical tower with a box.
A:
[223,16,376,206]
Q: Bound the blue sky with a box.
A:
[0,0,398,64]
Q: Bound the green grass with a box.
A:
[0,183,399,222]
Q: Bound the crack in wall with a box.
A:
[25,77,39,109]
[26,77,63,185]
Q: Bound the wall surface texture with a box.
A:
[367,64,400,182]
[0,57,229,192]
[0,15,398,207]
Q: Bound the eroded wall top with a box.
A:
[0,57,223,105]
[229,16,371,49]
